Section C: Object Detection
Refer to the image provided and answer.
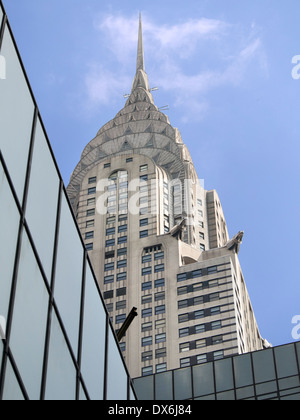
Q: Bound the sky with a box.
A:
[2,0,300,348]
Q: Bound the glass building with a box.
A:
[133,341,300,400]
[0,1,136,400]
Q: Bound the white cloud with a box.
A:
[82,13,268,122]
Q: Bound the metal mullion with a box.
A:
[103,314,109,400]
[40,179,63,400]
[6,349,29,400]
[0,10,6,51]
[76,251,87,400]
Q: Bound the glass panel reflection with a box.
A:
[80,263,106,400]
[45,311,76,400]
[0,163,20,321]
[252,349,276,383]
[174,368,192,400]
[193,362,214,397]
[0,25,35,201]
[25,117,59,280]
[106,327,127,400]
[274,344,298,378]
[215,358,234,393]
[54,193,83,355]
[9,229,49,400]
[2,358,25,400]
[155,371,173,400]
[233,353,253,388]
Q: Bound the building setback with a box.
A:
[67,15,269,379]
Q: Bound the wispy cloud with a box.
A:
[82,13,268,122]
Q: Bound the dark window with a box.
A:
[140,218,148,227]
[88,177,97,184]
[116,287,127,297]
[88,187,96,195]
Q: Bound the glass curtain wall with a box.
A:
[0,1,135,400]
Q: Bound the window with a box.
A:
[155,292,165,301]
[118,224,127,233]
[210,306,221,315]
[116,300,126,310]
[104,262,114,271]
[142,366,153,377]
[116,314,126,324]
[86,243,93,251]
[179,328,189,338]
[142,254,152,263]
[155,278,165,288]
[179,342,190,353]
[116,287,126,297]
[141,351,153,362]
[104,275,114,284]
[118,214,127,222]
[178,313,189,324]
[155,319,166,329]
[139,207,148,215]
[177,286,188,296]
[104,163,111,168]
[155,333,166,344]
[180,358,191,368]
[142,281,152,291]
[140,218,148,227]
[156,348,166,359]
[192,269,202,278]
[118,236,127,244]
[195,324,205,334]
[195,339,206,349]
[126,157,133,163]
[140,164,148,172]
[142,267,152,276]
[117,248,127,257]
[105,250,115,259]
[155,305,165,315]
[140,230,148,238]
[197,199,203,206]
[156,363,167,374]
[213,350,224,361]
[199,232,205,240]
[87,197,95,206]
[141,322,152,332]
[154,251,164,260]
[142,308,152,318]
[88,176,97,184]
[194,310,205,319]
[142,295,152,305]
[197,354,207,364]
[106,215,116,224]
[177,273,187,282]
[88,187,96,195]
[86,220,94,228]
[117,259,127,268]
[106,227,115,236]
[212,335,223,345]
[85,231,94,240]
[86,209,95,217]
[142,336,153,347]
[200,244,206,251]
[117,272,127,281]
[140,174,148,182]
[104,290,114,300]
[119,342,126,352]
[105,239,115,247]
[154,264,164,273]
[207,266,218,274]
[211,320,222,330]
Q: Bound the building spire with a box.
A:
[136,12,145,72]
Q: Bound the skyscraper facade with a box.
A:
[67,16,268,379]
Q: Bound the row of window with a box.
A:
[142,264,164,276]
[177,278,221,296]
[142,278,165,290]
[142,305,166,318]
[141,292,165,305]
[142,251,164,263]
[142,347,166,362]
[178,306,221,324]
[179,320,222,338]
[106,236,127,247]
[178,292,220,309]
[142,333,166,347]
[104,272,127,283]
[142,318,165,332]
[179,334,224,353]
[180,350,224,368]
[142,363,167,377]
[177,266,218,282]
[104,260,127,270]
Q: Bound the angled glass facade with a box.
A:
[0,1,135,400]
[133,341,300,400]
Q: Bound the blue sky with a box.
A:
[3,0,300,348]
